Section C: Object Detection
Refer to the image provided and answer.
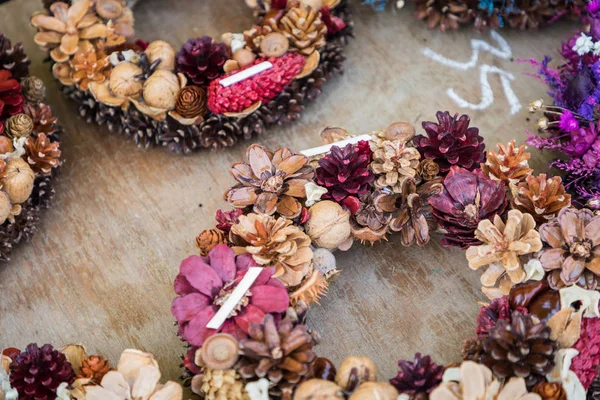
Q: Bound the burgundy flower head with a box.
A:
[215,209,243,234]
[414,111,485,174]
[176,36,229,87]
[315,141,374,204]
[0,69,24,121]
[389,353,444,395]
[571,316,600,390]
[429,166,508,248]
[172,244,290,347]
[476,296,512,338]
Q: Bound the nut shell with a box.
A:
[232,48,257,68]
[2,158,35,205]
[0,136,14,154]
[145,40,176,71]
[200,333,239,370]
[0,191,12,225]
[109,62,143,98]
[305,200,351,249]
[384,121,415,143]
[260,32,289,57]
[293,379,344,400]
[348,382,399,400]
[335,356,377,390]
[143,70,181,110]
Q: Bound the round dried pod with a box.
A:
[305,200,351,250]
[6,114,34,138]
[320,127,350,144]
[232,48,256,68]
[0,191,12,225]
[95,0,123,19]
[145,40,176,71]
[294,379,344,400]
[2,158,35,204]
[418,158,439,181]
[109,62,143,98]
[335,356,377,390]
[385,121,415,143]
[21,76,46,105]
[0,136,14,154]
[176,85,207,119]
[312,247,337,276]
[200,333,239,370]
[143,70,181,110]
[260,32,289,57]
[348,382,399,400]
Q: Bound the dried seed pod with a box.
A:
[2,158,35,204]
[260,32,289,57]
[96,0,123,19]
[305,200,352,250]
[145,40,176,71]
[232,48,256,68]
[143,70,181,110]
[109,62,143,98]
[385,121,415,142]
[294,379,344,400]
[348,382,399,400]
[200,333,239,370]
[335,356,377,391]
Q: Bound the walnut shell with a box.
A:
[2,158,35,204]
[142,69,181,110]
[0,190,12,225]
[145,40,176,71]
[348,382,399,400]
[294,379,344,400]
[109,62,143,98]
[305,200,351,249]
[335,356,377,390]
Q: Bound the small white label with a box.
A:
[220,62,273,87]
[300,134,373,158]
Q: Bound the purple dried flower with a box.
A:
[559,110,580,132]
[588,0,600,14]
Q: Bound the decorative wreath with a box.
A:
[2,113,600,399]
[29,0,352,154]
[0,34,62,262]
[363,0,585,32]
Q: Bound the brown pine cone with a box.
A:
[23,104,58,137]
[6,114,33,138]
[24,133,61,175]
[0,34,30,81]
[238,314,317,400]
[21,76,46,105]
[175,86,207,119]
[533,382,567,400]
[279,4,327,56]
[196,229,226,256]
[461,337,483,362]
[482,140,533,184]
[511,174,571,225]
[199,116,240,151]
[79,355,111,384]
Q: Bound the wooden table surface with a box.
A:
[0,0,578,389]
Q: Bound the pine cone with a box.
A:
[78,355,110,384]
[0,70,25,121]
[512,174,571,225]
[122,106,162,149]
[30,175,55,210]
[461,338,483,361]
[237,314,318,400]
[476,296,513,338]
[414,0,473,32]
[533,382,567,400]
[6,113,34,138]
[279,4,327,56]
[21,77,46,105]
[429,167,508,248]
[351,191,392,245]
[23,103,58,137]
[65,42,111,91]
[414,111,485,174]
[0,34,30,81]
[589,373,600,400]
[176,36,229,87]
[327,0,354,46]
[254,85,305,126]
[9,343,75,400]
[371,138,421,193]
[196,229,226,256]
[482,140,533,184]
[25,133,61,175]
[198,116,240,151]
[62,86,123,132]
[389,353,444,396]
[176,85,207,119]
[5,198,40,244]
[481,312,557,388]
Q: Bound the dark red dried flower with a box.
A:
[321,7,347,36]
[0,69,24,121]
[571,317,600,390]
[176,36,229,87]
[429,166,508,248]
[476,296,512,338]
[315,141,374,204]
[414,111,485,174]
[390,353,444,395]
[207,53,305,114]
[9,343,75,400]
[215,208,243,234]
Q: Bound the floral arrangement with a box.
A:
[0,344,183,400]
[29,0,352,154]
[363,0,585,31]
[528,0,600,213]
[172,112,600,399]
[0,34,62,262]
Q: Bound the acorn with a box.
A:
[335,356,377,391]
[109,62,143,98]
[2,158,35,204]
[143,70,181,110]
[305,200,352,250]
[199,333,239,370]
[145,40,176,71]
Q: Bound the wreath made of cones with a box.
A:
[0,34,62,263]
[29,0,353,154]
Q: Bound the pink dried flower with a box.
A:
[588,0,600,14]
[571,316,600,390]
[559,110,580,132]
[215,209,243,234]
[321,7,346,36]
[172,244,289,347]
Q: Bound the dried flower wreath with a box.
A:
[169,112,600,400]
[528,0,600,214]
[0,34,62,263]
[362,0,585,32]
[29,0,352,154]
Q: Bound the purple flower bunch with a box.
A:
[528,0,600,208]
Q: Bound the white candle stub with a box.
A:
[300,134,373,158]
[219,62,273,87]
[206,266,263,330]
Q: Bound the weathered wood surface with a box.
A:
[0,0,577,386]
